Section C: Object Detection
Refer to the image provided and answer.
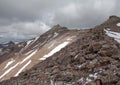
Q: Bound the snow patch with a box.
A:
[74,54,78,59]
[26,40,33,47]
[104,29,120,43]
[53,32,59,38]
[39,41,69,60]
[76,65,82,69]
[14,60,31,77]
[20,50,37,64]
[32,36,39,44]
[0,62,20,79]
[25,50,33,55]
[89,73,98,79]
[78,77,84,82]
[117,23,120,26]
[50,80,55,85]
[67,36,76,41]
[34,36,39,42]
[4,59,15,69]
[76,63,86,69]
[84,77,92,85]
[84,73,98,85]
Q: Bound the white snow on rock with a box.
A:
[0,62,20,79]
[89,73,98,79]
[39,41,69,60]
[85,77,92,84]
[104,29,120,43]
[26,40,33,47]
[84,73,98,85]
[117,23,120,26]
[76,65,82,69]
[31,36,39,44]
[53,32,59,38]
[78,77,84,83]
[34,36,39,42]
[67,36,76,41]
[20,50,37,64]
[14,60,31,77]
[74,54,79,59]
[4,59,15,69]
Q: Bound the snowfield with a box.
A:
[39,41,69,60]
[4,59,15,69]
[0,27,79,82]
[14,60,31,77]
[0,62,20,79]
[53,32,59,38]
[20,49,37,64]
[26,40,33,47]
[117,23,120,26]
[104,29,120,43]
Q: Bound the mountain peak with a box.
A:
[7,41,15,45]
[1,16,120,85]
[94,15,120,30]
[50,24,68,32]
[102,15,120,26]
[109,15,120,20]
[52,24,61,29]
[45,24,68,35]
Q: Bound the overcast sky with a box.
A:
[0,0,120,43]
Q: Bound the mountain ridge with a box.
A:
[0,16,120,85]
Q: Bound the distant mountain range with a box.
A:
[0,16,120,85]
[0,41,15,48]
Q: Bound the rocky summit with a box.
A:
[0,16,120,85]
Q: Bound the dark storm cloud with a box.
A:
[0,0,120,43]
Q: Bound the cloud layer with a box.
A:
[0,0,120,43]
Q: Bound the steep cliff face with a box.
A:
[0,16,120,85]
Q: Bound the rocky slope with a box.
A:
[0,16,120,85]
[0,24,78,81]
[0,41,23,64]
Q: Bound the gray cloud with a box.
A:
[0,0,120,43]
